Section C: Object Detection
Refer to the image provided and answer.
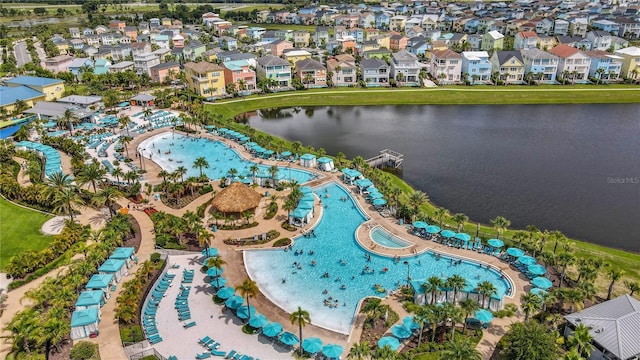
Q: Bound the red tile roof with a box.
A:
[548,44,580,58]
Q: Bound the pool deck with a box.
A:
[112,119,529,359]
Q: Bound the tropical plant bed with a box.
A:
[223,230,280,246]
[273,238,291,247]
[218,222,259,230]
[281,221,297,232]
[358,298,400,347]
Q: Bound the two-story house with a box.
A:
[256,55,292,88]
[520,48,559,83]
[223,60,257,92]
[294,58,327,88]
[266,40,294,57]
[44,55,73,73]
[615,17,640,39]
[490,51,525,84]
[514,31,538,50]
[133,52,160,76]
[586,50,622,82]
[184,61,226,98]
[614,46,640,80]
[326,54,357,87]
[314,26,330,46]
[149,62,180,84]
[361,58,389,87]
[389,35,408,51]
[390,50,421,86]
[430,49,462,84]
[461,51,492,84]
[481,30,505,51]
[547,44,590,83]
[293,31,311,47]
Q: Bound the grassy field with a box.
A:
[207,87,640,294]
[0,197,53,270]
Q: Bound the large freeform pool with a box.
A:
[138,132,317,184]
[245,182,511,335]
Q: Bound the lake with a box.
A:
[248,104,640,252]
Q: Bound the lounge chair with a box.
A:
[211,349,226,357]
[184,321,197,328]
[196,353,212,359]
[225,350,237,359]
[199,336,212,345]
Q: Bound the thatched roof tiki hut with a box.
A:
[210,182,262,217]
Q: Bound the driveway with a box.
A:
[13,41,31,67]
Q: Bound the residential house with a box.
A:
[520,48,559,83]
[547,44,590,82]
[109,20,126,32]
[275,30,294,42]
[337,37,356,52]
[537,36,557,51]
[223,60,257,92]
[461,51,492,84]
[184,61,226,98]
[614,46,640,79]
[246,27,266,40]
[536,18,554,35]
[256,55,292,88]
[150,61,180,84]
[219,36,237,51]
[133,52,160,76]
[591,19,620,34]
[44,55,73,73]
[490,51,525,84]
[93,59,111,75]
[514,31,538,50]
[202,12,220,27]
[556,35,592,51]
[481,30,505,51]
[406,26,424,39]
[587,31,615,51]
[151,34,170,49]
[314,26,330,46]
[69,39,85,51]
[124,26,138,42]
[95,25,108,34]
[131,42,152,56]
[52,38,70,55]
[326,54,357,87]
[182,41,206,62]
[69,27,81,38]
[569,18,588,38]
[390,15,408,32]
[373,33,391,49]
[375,12,391,30]
[293,31,311,47]
[389,35,408,51]
[365,28,380,41]
[284,50,312,68]
[408,39,430,57]
[68,58,94,78]
[361,58,389,87]
[85,35,101,48]
[266,40,294,56]
[109,45,132,62]
[586,50,622,81]
[4,75,65,102]
[390,50,421,86]
[564,295,640,360]
[149,18,161,29]
[430,49,462,84]
[615,17,640,39]
[294,58,327,88]
[161,18,172,27]
[108,61,134,73]
[172,34,185,48]
[553,19,569,36]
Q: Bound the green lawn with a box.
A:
[0,198,53,270]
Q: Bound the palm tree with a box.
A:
[491,216,510,239]
[92,186,123,218]
[193,156,209,179]
[111,167,124,184]
[175,166,188,183]
[606,268,624,300]
[406,190,428,221]
[414,305,429,345]
[290,306,311,356]
[452,213,468,232]
[426,303,446,342]
[347,342,370,360]
[235,278,258,321]
[53,187,84,219]
[292,141,302,155]
[476,281,497,308]
[520,292,542,321]
[556,252,575,287]
[207,256,226,288]
[59,108,77,136]
[118,116,132,137]
[373,345,398,360]
[197,228,212,249]
[440,337,481,360]
[352,156,366,171]
[423,276,444,305]
[268,165,279,186]
[335,152,345,168]
[568,324,593,358]
[446,274,467,304]
[624,280,640,296]
[77,162,106,192]
[143,107,153,126]
[563,347,585,360]
[434,207,448,228]
[120,136,133,159]
[227,168,238,182]
[459,299,479,334]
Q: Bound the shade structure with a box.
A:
[530,288,547,298]
[322,344,343,359]
[441,230,456,238]
[281,151,292,157]
[216,287,235,299]
[403,316,420,330]
[454,232,471,242]
[225,295,244,309]
[207,267,223,277]
[262,322,283,337]
[391,324,413,339]
[527,264,546,276]
[368,192,384,199]
[378,336,400,351]
[236,305,256,320]
[532,277,553,290]
[210,276,227,288]
[202,248,219,257]
[248,313,268,328]
[279,331,300,346]
[474,309,494,323]
[412,221,428,229]
[426,225,441,234]
[372,198,387,206]
[487,238,504,248]
[506,248,524,257]
[211,182,261,214]
[518,255,536,266]
[302,337,323,353]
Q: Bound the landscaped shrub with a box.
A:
[70,341,99,360]
[273,238,291,247]
[150,252,161,264]
[281,221,296,232]
[119,325,144,343]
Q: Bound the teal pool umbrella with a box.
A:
[518,256,536,266]
[474,309,493,323]
[403,316,420,330]
[527,264,546,276]
[207,267,223,277]
[506,248,524,257]
[262,322,283,337]
[322,344,343,359]
[206,125,215,130]
[368,192,384,199]
[302,337,323,353]
[279,331,300,346]
[248,313,268,328]
[532,277,553,290]
[487,238,504,248]
[210,277,226,288]
[236,305,256,319]
[281,151,292,157]
[202,248,218,257]
[391,324,412,339]
[377,337,400,351]
[441,230,456,238]
[372,198,387,206]
[225,295,244,309]
[412,221,428,229]
[530,288,546,298]
[216,287,235,299]
[454,232,471,241]
[426,225,441,234]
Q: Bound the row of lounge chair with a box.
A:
[196,336,259,359]
[176,283,192,322]
[143,272,176,344]
[182,269,194,284]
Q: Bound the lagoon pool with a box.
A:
[370,226,413,249]
[245,182,511,335]
[138,132,317,184]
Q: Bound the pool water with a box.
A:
[138,132,317,184]
[245,182,510,334]
[370,226,413,249]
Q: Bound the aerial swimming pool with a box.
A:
[245,182,511,334]
[138,132,317,184]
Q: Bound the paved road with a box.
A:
[13,41,31,67]
[34,41,46,67]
